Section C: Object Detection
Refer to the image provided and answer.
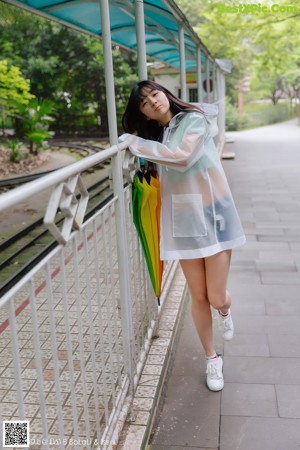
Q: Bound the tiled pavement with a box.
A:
[147,118,300,450]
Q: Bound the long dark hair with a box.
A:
[122,80,202,140]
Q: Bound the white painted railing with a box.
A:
[0,144,174,450]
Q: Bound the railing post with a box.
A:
[99,0,136,391]
[206,56,210,103]
[197,46,202,102]
[213,63,218,103]
[217,67,226,151]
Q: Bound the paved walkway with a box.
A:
[147,118,300,450]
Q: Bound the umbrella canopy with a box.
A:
[149,175,164,290]
[132,173,163,301]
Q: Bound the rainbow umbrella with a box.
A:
[132,174,163,302]
[149,175,164,291]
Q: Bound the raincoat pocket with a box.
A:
[172,194,207,237]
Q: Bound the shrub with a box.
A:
[6,139,24,162]
[225,102,240,131]
[13,98,56,154]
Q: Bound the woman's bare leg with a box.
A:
[180,258,215,357]
[204,250,232,314]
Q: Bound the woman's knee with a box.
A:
[191,292,210,307]
[208,292,228,310]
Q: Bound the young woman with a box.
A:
[121,80,246,391]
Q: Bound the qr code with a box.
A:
[3,421,29,448]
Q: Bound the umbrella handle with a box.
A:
[123,151,150,184]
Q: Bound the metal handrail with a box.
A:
[0,142,127,212]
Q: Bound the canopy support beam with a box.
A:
[179,25,187,101]
[99,0,136,402]
[197,46,202,102]
[135,0,148,80]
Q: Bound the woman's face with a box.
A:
[139,88,173,126]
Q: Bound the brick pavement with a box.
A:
[147,118,300,450]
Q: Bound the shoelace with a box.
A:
[206,361,222,379]
[223,316,232,331]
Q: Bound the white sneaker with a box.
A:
[219,309,234,341]
[206,355,224,391]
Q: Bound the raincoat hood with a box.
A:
[166,103,218,137]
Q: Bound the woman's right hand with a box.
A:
[118,133,136,145]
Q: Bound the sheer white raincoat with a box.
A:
[121,110,246,260]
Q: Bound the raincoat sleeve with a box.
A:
[119,113,207,173]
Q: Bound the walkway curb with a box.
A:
[117,265,188,450]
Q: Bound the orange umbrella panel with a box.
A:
[131,173,163,300]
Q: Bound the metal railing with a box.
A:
[0,143,174,450]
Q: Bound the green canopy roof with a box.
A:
[4,0,219,70]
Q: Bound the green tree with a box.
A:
[282,67,300,119]
[177,0,256,102]
[0,4,138,135]
[251,13,300,104]
[0,59,35,133]
[177,0,300,106]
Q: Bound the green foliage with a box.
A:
[177,0,300,106]
[244,102,295,127]
[226,99,295,130]
[14,98,55,154]
[26,130,50,148]
[0,3,24,26]
[6,139,24,162]
[225,101,240,131]
[250,17,300,104]
[225,99,249,130]
[0,5,138,135]
[0,59,35,128]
